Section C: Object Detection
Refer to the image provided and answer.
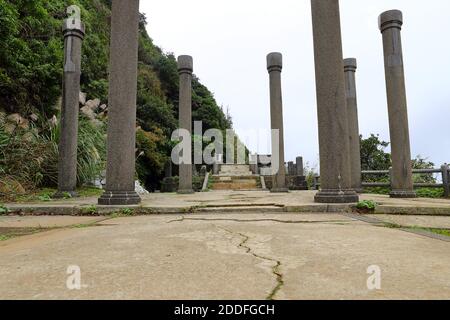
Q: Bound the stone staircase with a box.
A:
[212,164,261,191]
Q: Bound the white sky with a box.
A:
[141,0,450,169]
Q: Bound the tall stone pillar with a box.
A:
[296,156,304,177]
[379,10,416,198]
[98,0,141,205]
[54,6,85,198]
[344,58,362,193]
[177,55,194,194]
[310,0,358,203]
[267,53,288,193]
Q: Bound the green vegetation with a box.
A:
[3,186,102,203]
[0,235,11,241]
[360,134,444,198]
[356,200,377,211]
[421,228,450,237]
[0,204,8,215]
[384,223,450,238]
[0,0,232,198]
[81,205,98,215]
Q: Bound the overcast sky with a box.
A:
[141,0,450,170]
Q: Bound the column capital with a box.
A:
[379,10,403,33]
[267,52,283,73]
[343,58,357,72]
[63,19,85,39]
[178,55,193,75]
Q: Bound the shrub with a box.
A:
[356,200,377,211]
[0,204,8,215]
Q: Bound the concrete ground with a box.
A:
[0,212,449,300]
[4,190,450,215]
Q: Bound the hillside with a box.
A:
[0,0,232,193]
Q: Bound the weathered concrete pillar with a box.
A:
[267,53,288,193]
[54,6,85,199]
[177,55,194,194]
[296,156,304,177]
[442,164,450,198]
[344,58,362,193]
[98,0,141,205]
[310,0,359,203]
[379,10,416,198]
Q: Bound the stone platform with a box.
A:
[1,212,449,299]
[4,190,450,216]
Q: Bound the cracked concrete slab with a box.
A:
[0,213,449,300]
[4,190,450,215]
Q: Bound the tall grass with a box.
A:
[0,117,106,196]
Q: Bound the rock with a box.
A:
[135,180,149,195]
[49,115,58,127]
[79,92,87,105]
[99,104,107,111]
[6,113,29,130]
[17,118,29,130]
[85,99,101,111]
[80,106,96,120]
[6,113,22,124]
[29,113,39,122]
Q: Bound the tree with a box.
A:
[360,134,391,171]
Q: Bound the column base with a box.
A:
[390,190,417,199]
[178,189,195,195]
[315,189,359,204]
[98,191,141,205]
[53,190,78,199]
[353,188,364,194]
[271,188,289,193]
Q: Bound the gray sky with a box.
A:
[141,0,450,169]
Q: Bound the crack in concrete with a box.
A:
[218,226,284,300]
[167,216,350,225]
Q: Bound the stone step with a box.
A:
[218,164,253,176]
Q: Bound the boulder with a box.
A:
[79,92,87,105]
[80,106,96,120]
[6,113,22,124]
[6,113,29,130]
[85,99,101,111]
[29,113,39,122]
[49,115,58,127]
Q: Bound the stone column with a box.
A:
[442,164,450,198]
[98,0,141,205]
[379,10,416,198]
[344,58,362,193]
[296,156,304,176]
[54,7,85,199]
[311,0,359,203]
[164,159,172,178]
[177,55,194,194]
[267,53,288,193]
